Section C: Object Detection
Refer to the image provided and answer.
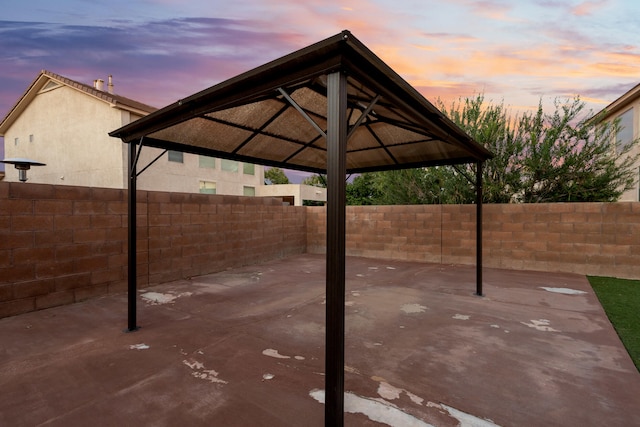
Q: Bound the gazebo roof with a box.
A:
[110,30,492,172]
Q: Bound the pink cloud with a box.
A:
[447,0,515,21]
[571,0,610,16]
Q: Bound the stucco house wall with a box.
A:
[136,147,265,195]
[3,84,131,188]
[0,71,264,195]
[596,83,640,202]
[256,184,326,206]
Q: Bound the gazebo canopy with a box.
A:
[110,30,492,171]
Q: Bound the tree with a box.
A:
[346,173,382,205]
[368,94,638,204]
[514,98,638,202]
[436,94,524,203]
[302,173,327,188]
[264,167,290,185]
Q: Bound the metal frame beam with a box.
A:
[126,139,140,332]
[347,95,379,139]
[324,70,348,427]
[278,87,327,138]
[476,161,484,297]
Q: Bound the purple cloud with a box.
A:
[0,18,304,117]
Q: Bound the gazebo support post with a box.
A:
[126,140,139,332]
[475,160,484,297]
[325,70,348,427]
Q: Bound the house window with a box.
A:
[199,155,215,169]
[29,134,34,143]
[243,162,255,175]
[14,137,19,146]
[616,108,634,153]
[168,150,183,163]
[199,181,216,194]
[243,186,255,197]
[221,159,238,172]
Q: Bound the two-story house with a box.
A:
[595,82,640,202]
[0,70,264,195]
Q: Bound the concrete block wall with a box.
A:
[0,182,305,318]
[0,183,129,318]
[483,202,640,278]
[144,192,306,285]
[2,179,638,319]
[307,203,640,279]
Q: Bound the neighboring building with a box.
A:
[256,183,326,206]
[0,70,264,194]
[596,83,640,202]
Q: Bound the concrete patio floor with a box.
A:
[1,253,639,426]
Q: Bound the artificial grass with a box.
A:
[588,276,640,372]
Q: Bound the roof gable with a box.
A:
[0,70,157,135]
[595,82,640,121]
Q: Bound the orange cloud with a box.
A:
[571,0,610,16]
[447,0,517,22]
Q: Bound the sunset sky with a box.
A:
[1,0,639,169]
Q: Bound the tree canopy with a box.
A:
[264,167,290,185]
[302,174,327,188]
[347,95,638,204]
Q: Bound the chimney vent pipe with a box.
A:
[108,75,114,94]
[95,79,104,91]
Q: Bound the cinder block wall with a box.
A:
[306,203,640,279]
[2,180,638,319]
[0,182,305,318]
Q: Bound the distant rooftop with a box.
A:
[0,70,157,135]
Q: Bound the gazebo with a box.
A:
[110,30,493,426]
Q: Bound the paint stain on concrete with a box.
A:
[262,373,275,381]
[310,389,433,427]
[368,378,500,426]
[540,287,587,295]
[521,319,559,332]
[440,404,500,427]
[129,343,149,350]
[262,349,290,359]
[310,388,500,427]
[344,366,361,375]
[386,266,396,270]
[377,381,424,406]
[401,303,428,314]
[140,291,192,305]
[453,314,470,320]
[182,359,227,384]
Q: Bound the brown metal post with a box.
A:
[126,140,139,332]
[476,161,483,297]
[325,70,347,426]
